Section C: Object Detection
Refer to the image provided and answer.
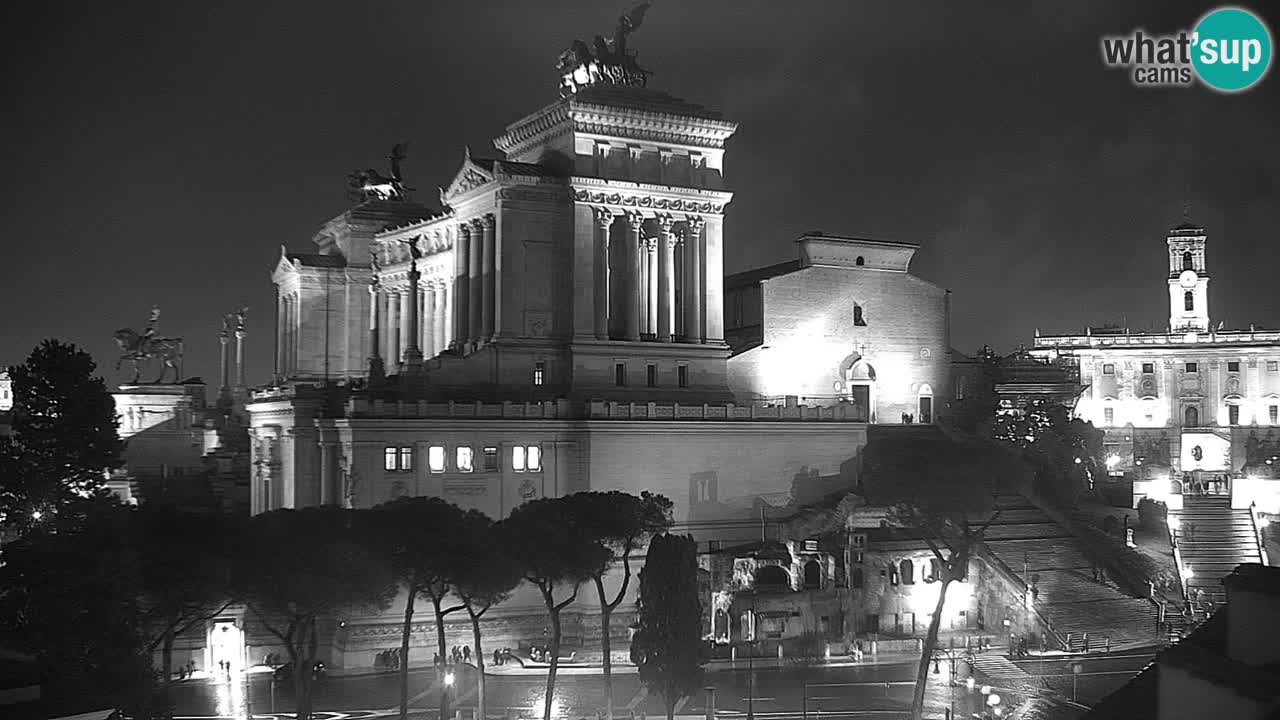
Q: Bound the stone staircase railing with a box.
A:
[1250,501,1270,567]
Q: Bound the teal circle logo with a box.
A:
[1192,7,1273,92]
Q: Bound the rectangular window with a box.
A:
[512,446,526,472]
[803,539,819,552]
[456,446,473,473]
[1104,407,1115,426]
[615,362,626,386]
[1271,406,1278,425]
[483,447,499,472]
[955,378,966,401]
[385,447,398,471]
[1142,363,1155,374]
[527,445,542,472]
[1102,363,1115,376]
[851,533,867,549]
[646,364,657,388]
[1186,362,1198,374]
[533,361,545,386]
[853,551,864,564]
[1269,361,1278,373]
[428,445,445,473]
[678,365,689,388]
[398,447,413,472]
[1228,361,1241,373]
[1229,405,1240,426]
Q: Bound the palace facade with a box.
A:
[1032,223,1280,514]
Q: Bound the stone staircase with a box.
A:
[1171,495,1263,606]
[981,495,1160,649]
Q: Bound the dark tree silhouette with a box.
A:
[574,491,673,719]
[630,533,705,720]
[0,340,124,533]
[135,506,237,718]
[503,496,610,720]
[861,431,1007,720]
[994,399,1102,506]
[367,497,481,720]
[235,507,396,720]
[453,514,524,720]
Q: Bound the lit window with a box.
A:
[1271,406,1278,425]
[1229,405,1240,426]
[1269,361,1279,373]
[534,361,545,386]
[527,445,542,472]
[1104,407,1115,426]
[483,447,498,472]
[1185,362,1198,374]
[1102,364,1115,376]
[851,533,867,549]
[615,362,626,386]
[456,446,473,473]
[803,539,819,552]
[646,364,657,388]
[1142,363,1154,374]
[398,447,413,472]
[899,559,915,585]
[955,378,966,401]
[1184,291,1194,312]
[1228,361,1241,373]
[385,447,398,471]
[428,445,445,473]
[512,446,526,472]
[678,365,689,388]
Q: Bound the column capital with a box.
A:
[657,214,678,235]
[458,222,473,237]
[481,213,496,229]
[684,215,706,233]
[626,211,646,231]
[593,206,616,229]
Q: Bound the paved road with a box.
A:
[1011,649,1156,707]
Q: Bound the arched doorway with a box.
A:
[917,383,934,424]
[803,560,821,589]
[839,355,877,423]
[1184,405,1200,428]
[754,564,790,591]
[714,609,729,641]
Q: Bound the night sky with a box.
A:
[3,1,1278,388]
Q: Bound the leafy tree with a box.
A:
[235,507,396,720]
[0,496,156,717]
[134,506,237,718]
[574,491,673,719]
[0,340,124,533]
[453,514,524,720]
[630,533,705,720]
[860,431,1006,720]
[994,399,1102,506]
[367,497,479,720]
[503,496,610,720]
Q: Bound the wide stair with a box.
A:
[981,495,1160,650]
[1172,495,1263,606]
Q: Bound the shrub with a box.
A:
[1138,498,1168,530]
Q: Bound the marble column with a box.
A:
[275,294,285,378]
[624,213,643,341]
[433,285,446,357]
[658,216,676,343]
[683,217,705,343]
[593,208,613,340]
[386,290,400,363]
[468,219,483,346]
[454,225,470,349]
[638,237,650,336]
[234,327,246,389]
[402,256,424,372]
[646,239,658,337]
[481,214,496,342]
[219,327,231,394]
[442,283,453,351]
[421,285,434,358]
[367,284,384,380]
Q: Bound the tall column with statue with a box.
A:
[367,251,385,384]
[400,237,425,373]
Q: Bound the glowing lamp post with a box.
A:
[443,670,455,720]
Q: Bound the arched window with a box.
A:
[852,568,864,589]
[853,305,867,326]
[927,558,942,582]
[803,560,821,589]
[1183,251,1194,271]
[1185,291,1194,311]
[1184,405,1199,427]
[754,565,790,591]
[855,256,865,266]
[899,559,915,585]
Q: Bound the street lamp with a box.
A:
[444,670,455,720]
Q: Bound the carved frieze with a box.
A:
[497,187,573,203]
[443,482,486,497]
[573,189,724,215]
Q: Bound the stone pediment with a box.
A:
[440,149,495,204]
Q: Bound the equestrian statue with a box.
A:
[348,141,412,201]
[113,305,184,384]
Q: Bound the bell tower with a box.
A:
[1167,222,1209,333]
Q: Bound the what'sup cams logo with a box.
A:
[1101,6,1272,92]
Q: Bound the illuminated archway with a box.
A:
[839,354,877,423]
[917,383,934,424]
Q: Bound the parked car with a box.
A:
[273,661,325,681]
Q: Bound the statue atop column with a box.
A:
[557,3,653,96]
[113,306,184,384]
[347,141,412,201]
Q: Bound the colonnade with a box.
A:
[372,281,455,368]
[593,209,707,343]
[276,291,299,377]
